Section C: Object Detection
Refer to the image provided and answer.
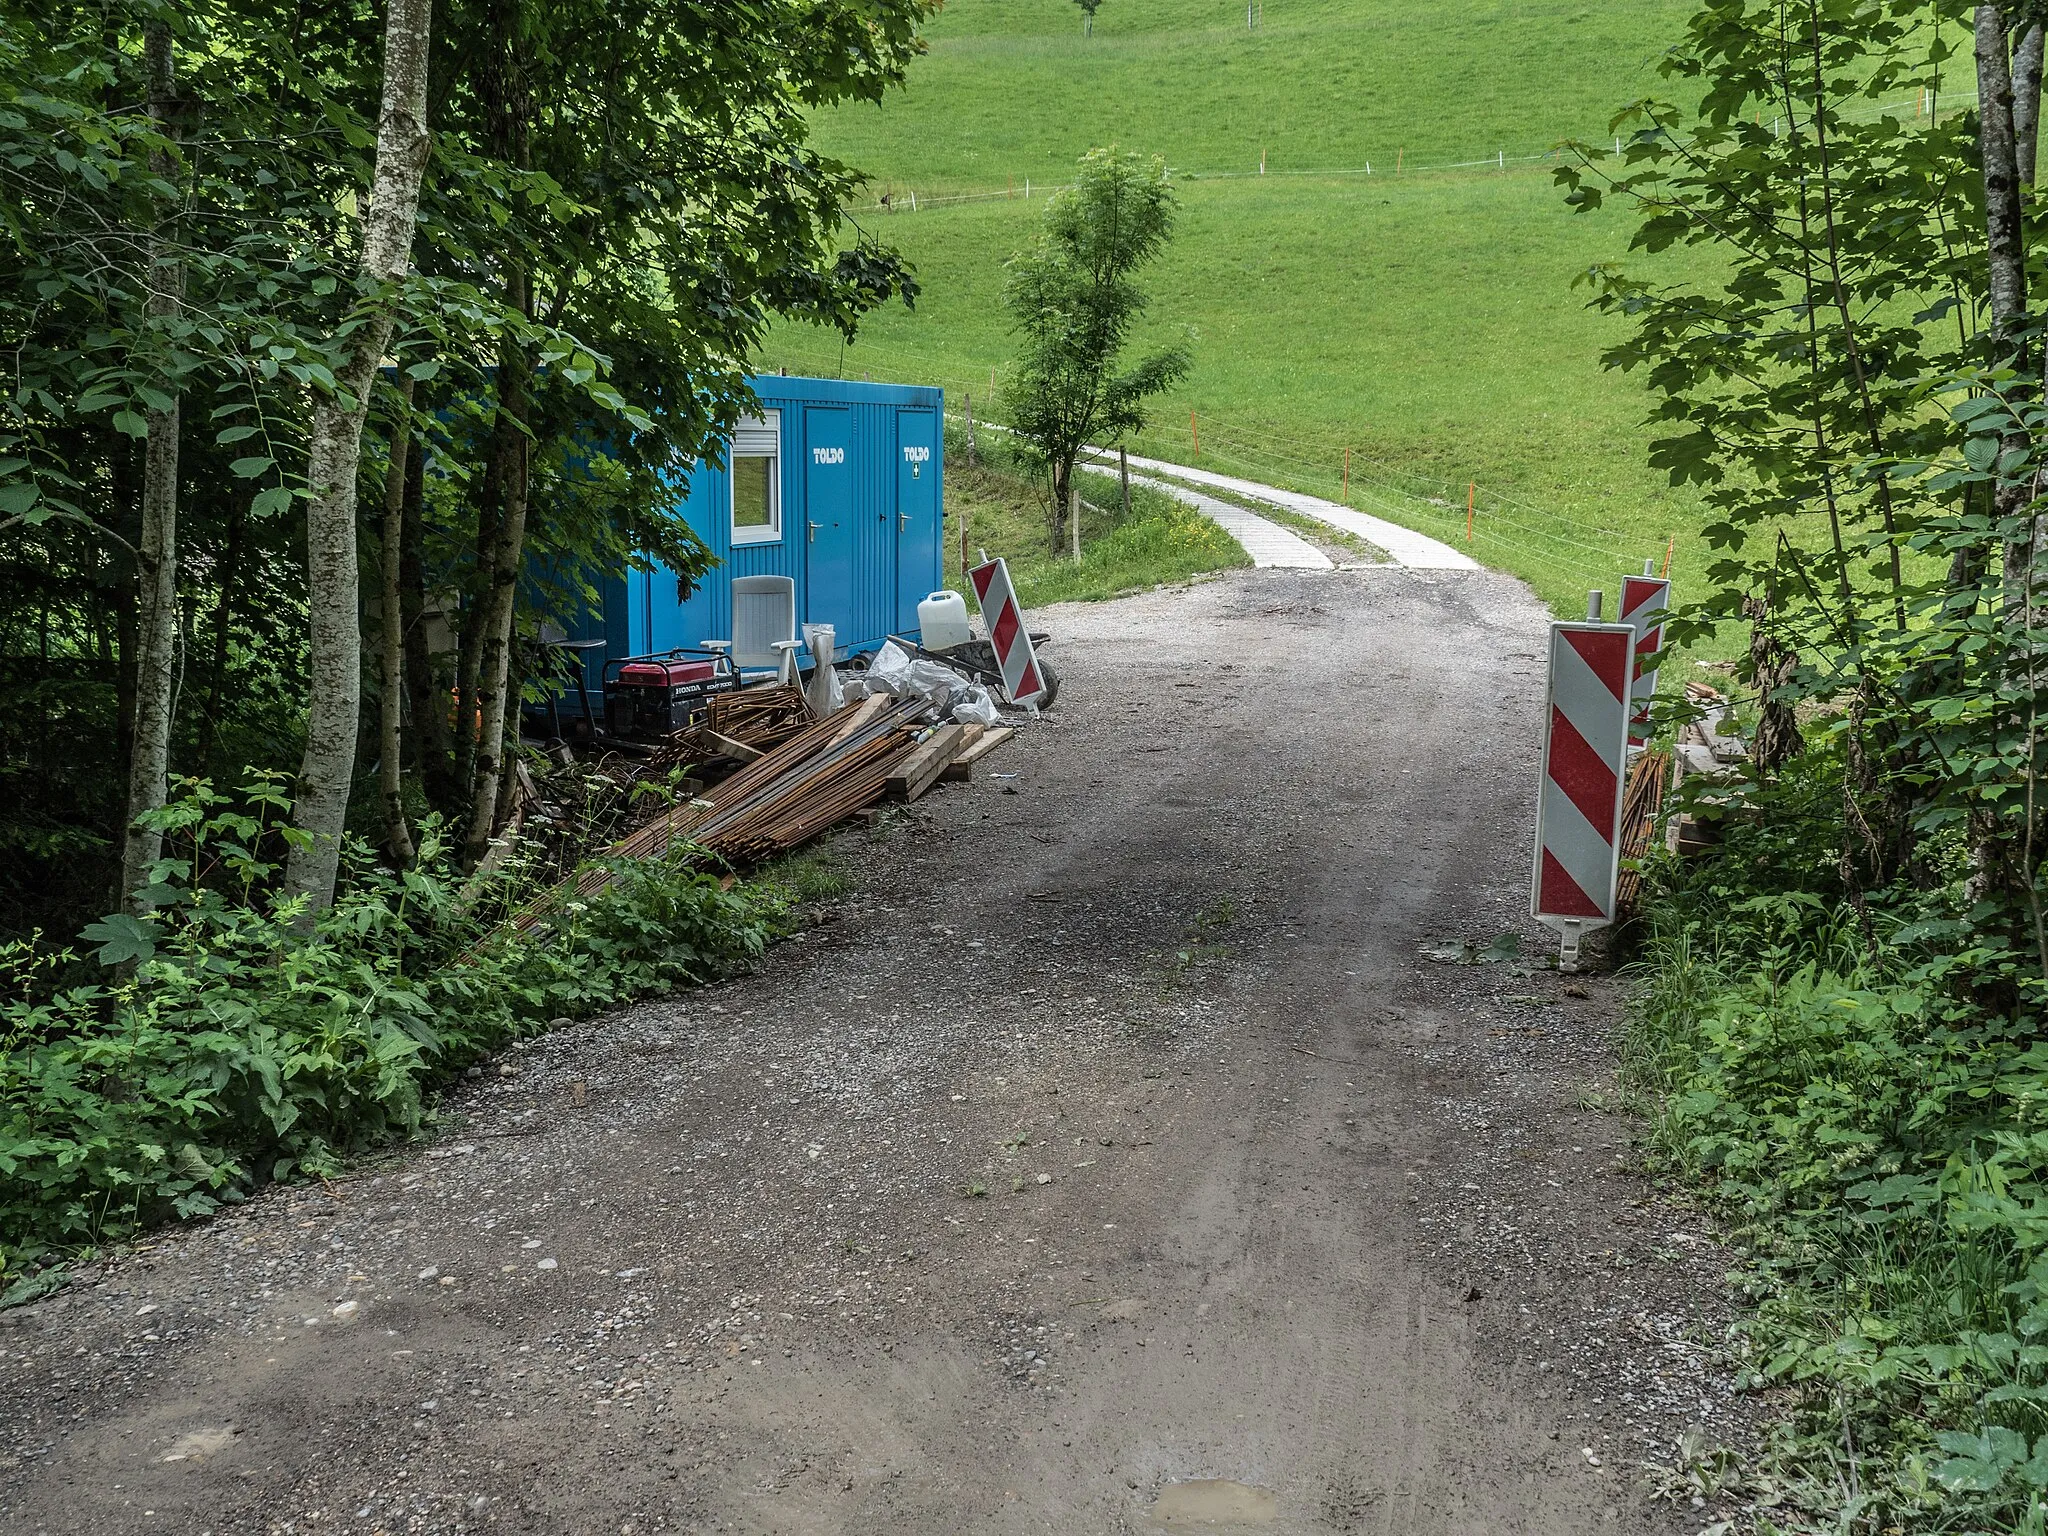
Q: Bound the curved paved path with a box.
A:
[1078,463,1333,571]
[1096,449,1482,571]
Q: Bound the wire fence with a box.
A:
[853,88,1945,213]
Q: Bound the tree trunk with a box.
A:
[451,455,501,799]
[463,285,532,869]
[197,487,248,770]
[2019,23,2045,187]
[379,372,417,867]
[1980,7,2027,354]
[119,20,185,916]
[282,0,435,915]
[1049,456,1073,552]
[399,428,455,807]
[1742,594,1803,775]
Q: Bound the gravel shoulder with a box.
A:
[0,567,1745,1536]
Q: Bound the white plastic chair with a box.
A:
[703,574,802,686]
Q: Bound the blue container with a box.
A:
[559,374,944,695]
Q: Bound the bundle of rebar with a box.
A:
[1613,748,1670,915]
[508,695,929,933]
[706,685,811,749]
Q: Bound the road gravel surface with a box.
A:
[0,566,1742,1536]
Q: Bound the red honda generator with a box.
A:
[601,649,737,738]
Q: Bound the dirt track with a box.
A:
[0,567,1742,1535]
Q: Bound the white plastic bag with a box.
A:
[864,639,971,711]
[951,685,1001,727]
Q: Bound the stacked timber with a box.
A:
[510,695,1014,933]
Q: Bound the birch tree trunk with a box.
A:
[1975,7,2036,610]
[460,8,533,870]
[2018,23,2045,187]
[1979,7,2026,356]
[463,286,532,869]
[379,371,417,867]
[282,0,434,915]
[1972,4,2037,901]
[119,20,184,916]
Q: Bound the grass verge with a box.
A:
[941,428,1248,610]
[1621,777,2048,1534]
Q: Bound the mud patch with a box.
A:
[1146,1478,1278,1527]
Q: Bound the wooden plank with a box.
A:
[823,694,887,750]
[950,725,1015,768]
[703,730,763,763]
[886,722,971,803]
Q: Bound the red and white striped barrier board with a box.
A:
[1619,575,1670,748]
[1531,621,1634,966]
[968,556,1047,706]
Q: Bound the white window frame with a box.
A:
[729,410,782,545]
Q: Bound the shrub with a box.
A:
[0,779,777,1270]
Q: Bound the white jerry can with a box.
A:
[917,589,973,650]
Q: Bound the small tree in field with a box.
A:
[1075,0,1105,37]
[1002,147,1189,552]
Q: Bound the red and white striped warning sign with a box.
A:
[968,556,1047,705]
[1619,575,1670,748]
[1531,622,1634,936]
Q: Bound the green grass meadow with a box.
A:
[941,431,1250,609]
[766,0,1732,616]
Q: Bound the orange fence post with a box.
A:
[1342,446,1350,504]
[1661,534,1675,576]
[1190,411,1200,458]
[1466,482,1475,542]
[1396,147,1404,175]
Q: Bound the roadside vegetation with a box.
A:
[0,3,930,1279]
[0,776,793,1283]
[1564,4,2048,1532]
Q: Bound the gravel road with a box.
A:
[0,566,1745,1536]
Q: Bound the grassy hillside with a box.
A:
[764,0,1722,616]
[823,0,1695,191]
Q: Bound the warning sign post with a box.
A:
[1531,620,1635,971]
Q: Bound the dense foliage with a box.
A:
[1563,1,2048,1529]
[0,0,930,939]
[0,777,780,1272]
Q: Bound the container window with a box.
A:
[730,411,780,544]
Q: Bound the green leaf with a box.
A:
[173,1143,217,1183]
[249,486,294,517]
[0,1268,66,1311]
[112,410,149,439]
[80,912,155,967]
[214,425,261,445]
[0,482,39,516]
[229,456,275,480]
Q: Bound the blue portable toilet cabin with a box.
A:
[570,374,944,679]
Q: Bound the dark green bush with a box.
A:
[0,780,777,1270]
